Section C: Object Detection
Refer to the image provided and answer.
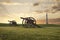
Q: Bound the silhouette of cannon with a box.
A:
[8,20,17,26]
[20,17,40,28]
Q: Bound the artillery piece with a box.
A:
[8,20,17,26]
[20,17,38,28]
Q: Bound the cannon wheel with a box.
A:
[22,17,36,28]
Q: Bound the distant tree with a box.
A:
[33,1,60,24]
[52,0,60,12]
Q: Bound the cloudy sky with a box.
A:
[0,0,60,24]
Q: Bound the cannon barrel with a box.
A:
[20,17,25,19]
[20,17,28,20]
[8,20,13,22]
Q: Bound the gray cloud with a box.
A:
[33,0,60,13]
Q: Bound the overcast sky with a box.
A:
[0,0,60,23]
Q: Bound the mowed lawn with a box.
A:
[0,26,60,40]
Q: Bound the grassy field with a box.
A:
[0,24,60,40]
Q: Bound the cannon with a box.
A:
[20,17,41,28]
[8,20,17,26]
[20,17,37,28]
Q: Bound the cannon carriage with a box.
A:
[8,20,17,26]
[20,17,37,28]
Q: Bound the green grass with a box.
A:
[0,23,60,27]
[0,26,60,40]
[0,23,60,40]
[39,24,60,27]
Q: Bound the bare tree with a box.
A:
[52,0,60,12]
[33,1,60,24]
